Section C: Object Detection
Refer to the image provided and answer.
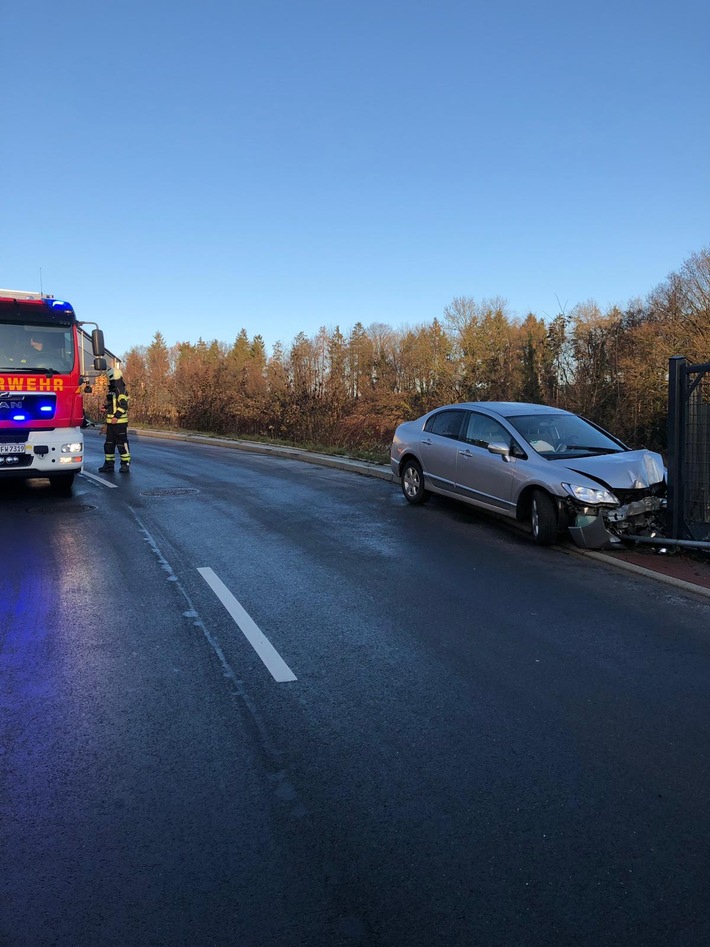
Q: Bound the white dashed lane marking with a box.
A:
[81,470,119,488]
[197,567,297,683]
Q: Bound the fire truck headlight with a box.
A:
[61,442,83,453]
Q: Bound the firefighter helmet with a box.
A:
[106,366,123,382]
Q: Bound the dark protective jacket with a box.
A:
[105,382,129,425]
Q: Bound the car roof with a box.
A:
[433,402,574,418]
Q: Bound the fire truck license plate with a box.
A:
[0,444,26,454]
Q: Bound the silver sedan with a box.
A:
[390,402,666,548]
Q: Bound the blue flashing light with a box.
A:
[0,394,56,421]
[49,299,73,311]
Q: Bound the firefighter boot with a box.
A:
[119,461,130,474]
[98,461,115,473]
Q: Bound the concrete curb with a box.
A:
[571,549,710,601]
[130,428,709,599]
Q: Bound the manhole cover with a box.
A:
[141,487,200,497]
[26,504,98,515]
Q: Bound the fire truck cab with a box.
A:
[0,289,105,492]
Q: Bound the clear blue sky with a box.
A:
[2,0,708,361]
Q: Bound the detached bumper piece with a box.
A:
[568,514,616,550]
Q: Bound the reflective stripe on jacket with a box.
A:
[105,390,129,424]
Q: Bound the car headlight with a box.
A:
[61,442,83,453]
[561,482,617,505]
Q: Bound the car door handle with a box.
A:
[422,438,432,446]
[458,449,473,457]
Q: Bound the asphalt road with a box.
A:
[1,431,709,947]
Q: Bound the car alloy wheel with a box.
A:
[530,488,558,545]
[401,459,428,505]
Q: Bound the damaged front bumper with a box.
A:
[565,495,667,550]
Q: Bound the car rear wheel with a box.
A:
[400,458,428,505]
[530,489,558,545]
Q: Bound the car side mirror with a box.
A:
[488,442,512,461]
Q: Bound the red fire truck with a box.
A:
[0,289,106,492]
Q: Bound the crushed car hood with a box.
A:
[562,449,665,489]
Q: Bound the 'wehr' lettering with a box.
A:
[0,376,64,392]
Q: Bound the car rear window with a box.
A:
[424,410,465,439]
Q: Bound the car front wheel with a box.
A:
[400,458,428,505]
[530,489,558,545]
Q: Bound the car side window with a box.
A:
[463,412,512,449]
[424,410,465,439]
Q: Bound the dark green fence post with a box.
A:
[667,356,687,539]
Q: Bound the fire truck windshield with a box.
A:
[0,324,75,373]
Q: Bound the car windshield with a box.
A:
[507,412,624,458]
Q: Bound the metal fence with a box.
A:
[667,356,710,541]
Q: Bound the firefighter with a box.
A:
[98,366,131,474]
